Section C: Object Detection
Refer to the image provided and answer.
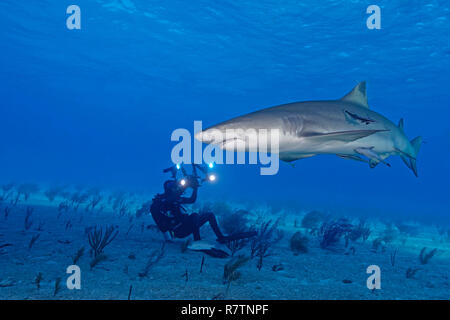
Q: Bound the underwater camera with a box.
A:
[163,163,217,188]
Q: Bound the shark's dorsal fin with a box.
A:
[398,118,404,131]
[341,81,369,109]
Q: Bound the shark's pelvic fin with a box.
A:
[355,147,391,167]
[305,129,386,142]
[340,81,369,109]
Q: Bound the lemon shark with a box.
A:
[195,82,422,177]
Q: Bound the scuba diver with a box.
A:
[149,164,256,244]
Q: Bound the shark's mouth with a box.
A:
[195,130,247,149]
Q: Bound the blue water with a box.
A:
[1,0,450,301]
[1,0,449,221]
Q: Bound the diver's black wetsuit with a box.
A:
[150,180,225,241]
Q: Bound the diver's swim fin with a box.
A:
[187,240,230,258]
[217,231,258,244]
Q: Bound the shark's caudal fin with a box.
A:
[340,81,369,109]
[400,136,422,177]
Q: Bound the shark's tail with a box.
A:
[401,136,422,177]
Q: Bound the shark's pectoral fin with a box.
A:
[280,153,316,163]
[305,129,387,143]
[336,154,369,163]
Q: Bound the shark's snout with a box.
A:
[195,130,212,143]
[195,129,223,144]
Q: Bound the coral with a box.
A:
[390,249,398,266]
[406,267,421,279]
[301,210,326,229]
[250,219,281,270]
[87,225,119,257]
[371,237,386,253]
[24,207,34,230]
[85,190,103,212]
[396,222,420,236]
[219,209,253,256]
[212,293,226,300]
[65,220,72,231]
[35,272,43,290]
[128,285,133,300]
[90,254,108,269]
[182,269,189,283]
[17,183,39,202]
[381,224,399,244]
[347,220,371,242]
[419,247,437,265]
[3,206,10,220]
[126,224,134,236]
[57,201,70,218]
[220,209,250,235]
[290,231,309,255]
[54,277,62,296]
[44,186,66,202]
[223,255,249,285]
[0,183,15,202]
[344,246,356,255]
[272,264,284,272]
[199,256,205,273]
[111,191,130,216]
[138,243,165,277]
[318,218,353,249]
[36,220,45,231]
[70,192,89,211]
[72,247,85,264]
[136,200,152,218]
[227,238,249,256]
[28,234,40,249]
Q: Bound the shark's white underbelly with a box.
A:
[279,132,395,156]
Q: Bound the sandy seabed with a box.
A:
[0,201,449,300]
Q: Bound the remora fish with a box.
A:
[195,82,422,177]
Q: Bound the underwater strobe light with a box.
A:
[164,162,217,188]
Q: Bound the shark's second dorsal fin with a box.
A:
[398,118,404,131]
[341,81,369,109]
